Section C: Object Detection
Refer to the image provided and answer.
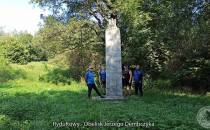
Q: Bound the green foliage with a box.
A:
[31,0,210,92]
[0,61,25,83]
[30,0,113,28]
[117,0,151,66]
[0,33,47,64]
[39,67,81,85]
[0,46,25,82]
[172,60,210,92]
[37,17,102,57]
[143,75,172,90]
[36,17,103,76]
[3,33,33,64]
[155,79,172,90]
[67,49,102,77]
[140,0,210,92]
[0,67,24,83]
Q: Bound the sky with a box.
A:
[0,0,48,34]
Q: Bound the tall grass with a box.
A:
[0,62,209,130]
[0,52,25,82]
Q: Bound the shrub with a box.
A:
[142,74,154,89]
[144,77,172,90]
[1,33,47,65]
[172,68,210,93]
[155,79,172,90]
[39,68,80,85]
[0,57,25,82]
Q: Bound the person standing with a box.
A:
[99,65,106,94]
[122,65,132,96]
[85,66,104,99]
[133,65,144,96]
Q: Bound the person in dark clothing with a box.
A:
[122,65,132,96]
[85,66,104,99]
[133,65,144,96]
[99,65,106,94]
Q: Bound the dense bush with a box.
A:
[5,41,30,64]
[173,67,210,93]
[39,67,80,85]
[155,79,172,90]
[0,33,47,65]
[28,46,48,62]
[143,74,172,90]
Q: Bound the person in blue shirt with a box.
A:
[98,65,106,94]
[133,65,144,96]
[85,66,104,99]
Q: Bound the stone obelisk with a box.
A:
[105,16,123,99]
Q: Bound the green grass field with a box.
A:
[0,62,209,130]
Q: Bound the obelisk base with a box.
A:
[92,96,124,101]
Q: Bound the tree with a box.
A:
[32,0,210,92]
[36,17,103,77]
[0,32,47,64]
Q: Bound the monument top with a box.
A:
[108,12,117,28]
[108,18,117,28]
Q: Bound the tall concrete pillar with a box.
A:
[105,18,123,99]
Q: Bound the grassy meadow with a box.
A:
[0,62,209,130]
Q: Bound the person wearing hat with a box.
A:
[85,65,104,99]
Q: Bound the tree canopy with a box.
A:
[3,0,207,92]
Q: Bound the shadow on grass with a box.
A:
[0,88,208,130]
[0,68,26,83]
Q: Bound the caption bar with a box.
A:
[53,121,155,128]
